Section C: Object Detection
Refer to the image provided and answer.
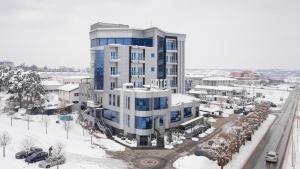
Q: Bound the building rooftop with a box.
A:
[58,84,79,92]
[202,77,237,81]
[195,85,244,92]
[172,94,199,106]
[41,80,62,86]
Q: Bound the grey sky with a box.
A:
[0,0,299,69]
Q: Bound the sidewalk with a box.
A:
[282,100,300,169]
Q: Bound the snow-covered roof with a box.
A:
[195,85,244,92]
[199,105,221,112]
[202,77,236,81]
[58,84,79,92]
[62,75,90,79]
[41,80,62,86]
[189,90,208,95]
[172,94,199,105]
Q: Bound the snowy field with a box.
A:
[246,86,290,105]
[0,94,127,169]
[173,114,276,169]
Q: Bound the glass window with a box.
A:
[100,38,108,46]
[108,38,115,44]
[151,67,155,72]
[109,94,111,105]
[103,109,120,123]
[127,97,130,109]
[170,111,181,123]
[127,115,130,127]
[151,53,155,58]
[95,50,104,90]
[135,98,152,111]
[135,116,152,129]
[184,107,192,118]
[159,115,164,126]
[117,95,120,107]
[113,95,115,106]
[153,97,168,110]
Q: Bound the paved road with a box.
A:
[243,87,300,169]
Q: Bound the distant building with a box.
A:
[58,84,80,104]
[230,70,259,80]
[41,80,62,93]
[0,61,14,67]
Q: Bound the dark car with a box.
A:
[15,147,43,159]
[25,151,48,163]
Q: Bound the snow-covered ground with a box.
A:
[0,94,127,169]
[246,86,290,105]
[173,114,276,169]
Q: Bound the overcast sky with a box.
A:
[0,0,299,70]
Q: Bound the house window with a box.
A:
[153,97,168,110]
[127,97,130,109]
[103,109,120,123]
[74,93,79,96]
[151,53,155,58]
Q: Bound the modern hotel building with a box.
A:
[84,22,200,147]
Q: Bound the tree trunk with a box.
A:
[67,128,69,140]
[221,165,224,169]
[3,146,5,157]
[28,118,30,130]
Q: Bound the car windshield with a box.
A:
[267,154,275,157]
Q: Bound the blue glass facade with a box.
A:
[184,107,193,118]
[103,109,120,123]
[91,38,153,47]
[153,97,168,110]
[135,97,168,111]
[135,98,152,111]
[170,111,181,123]
[157,36,166,79]
[135,116,152,129]
[95,50,104,90]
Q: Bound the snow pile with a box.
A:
[199,133,207,138]
[173,155,219,169]
[208,117,216,123]
[94,138,125,152]
[205,127,216,134]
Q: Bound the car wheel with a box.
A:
[46,165,50,168]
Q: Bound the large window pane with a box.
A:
[170,111,181,123]
[154,97,168,110]
[184,107,192,118]
[135,116,152,129]
[135,98,152,111]
[103,109,120,123]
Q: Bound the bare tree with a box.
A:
[21,136,35,153]
[42,116,50,134]
[65,121,72,140]
[52,142,65,169]
[0,131,11,157]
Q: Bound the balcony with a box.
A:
[110,57,120,62]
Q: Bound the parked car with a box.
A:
[15,147,43,159]
[38,156,66,168]
[265,151,278,163]
[25,151,48,163]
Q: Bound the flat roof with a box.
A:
[58,84,79,92]
[202,77,237,81]
[172,94,199,105]
[195,85,244,92]
[41,80,61,86]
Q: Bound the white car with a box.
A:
[265,151,278,163]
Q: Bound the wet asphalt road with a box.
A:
[243,87,299,169]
